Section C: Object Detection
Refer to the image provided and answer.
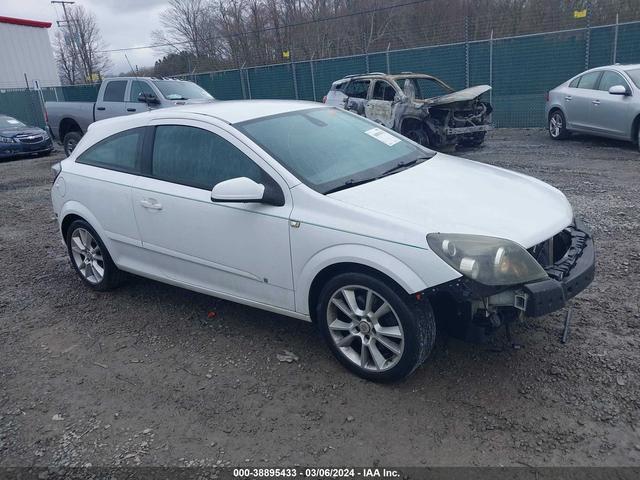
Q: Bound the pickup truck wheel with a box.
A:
[549,110,569,140]
[317,272,436,382]
[66,219,124,291]
[63,131,82,156]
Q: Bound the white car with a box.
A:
[50,100,595,381]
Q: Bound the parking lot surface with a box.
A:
[1,129,639,467]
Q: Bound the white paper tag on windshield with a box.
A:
[365,127,401,146]
[7,119,20,124]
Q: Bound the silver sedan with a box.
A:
[546,64,640,151]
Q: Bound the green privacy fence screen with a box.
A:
[2,20,639,130]
[184,20,640,128]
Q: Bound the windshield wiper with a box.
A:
[379,156,432,177]
[323,177,378,194]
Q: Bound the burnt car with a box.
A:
[0,115,53,160]
[324,73,493,148]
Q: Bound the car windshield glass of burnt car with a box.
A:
[401,78,453,99]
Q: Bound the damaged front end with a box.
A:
[424,220,595,343]
[412,85,493,148]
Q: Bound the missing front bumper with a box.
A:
[522,221,595,317]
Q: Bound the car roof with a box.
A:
[338,72,441,82]
[94,100,327,128]
[583,64,640,74]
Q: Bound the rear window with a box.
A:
[575,72,601,90]
[102,81,127,102]
[76,128,143,173]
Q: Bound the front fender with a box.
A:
[295,244,428,315]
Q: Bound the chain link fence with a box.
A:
[1,16,639,129]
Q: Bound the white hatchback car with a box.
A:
[51,100,595,381]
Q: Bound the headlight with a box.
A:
[0,136,15,143]
[427,233,548,286]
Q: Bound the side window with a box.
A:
[344,80,370,99]
[598,71,630,92]
[76,128,143,173]
[151,125,263,190]
[372,81,396,101]
[569,77,580,88]
[576,72,601,90]
[129,81,155,102]
[102,81,127,102]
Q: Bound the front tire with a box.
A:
[317,272,436,382]
[66,219,123,291]
[549,110,569,140]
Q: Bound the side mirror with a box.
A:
[608,85,629,96]
[211,177,266,204]
[138,92,159,104]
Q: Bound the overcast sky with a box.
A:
[0,0,168,75]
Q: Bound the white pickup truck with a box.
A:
[46,77,216,155]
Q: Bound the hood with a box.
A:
[420,85,491,106]
[329,153,573,248]
[171,98,217,106]
[0,126,45,138]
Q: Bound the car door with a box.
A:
[365,80,398,128]
[71,127,144,266]
[564,71,602,132]
[95,79,129,121]
[342,79,370,114]
[125,80,157,116]
[588,70,633,138]
[131,119,295,310]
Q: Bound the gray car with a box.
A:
[546,64,640,151]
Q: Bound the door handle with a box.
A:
[592,100,600,105]
[96,107,106,111]
[127,108,136,112]
[140,199,163,210]
[564,96,572,101]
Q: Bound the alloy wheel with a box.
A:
[70,228,104,284]
[549,113,563,138]
[326,285,404,372]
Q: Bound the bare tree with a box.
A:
[54,5,112,84]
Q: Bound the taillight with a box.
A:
[322,95,327,103]
[51,162,61,183]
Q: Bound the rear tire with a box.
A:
[63,131,82,157]
[549,110,569,140]
[65,219,124,291]
[317,272,436,382]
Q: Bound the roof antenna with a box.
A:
[125,53,151,111]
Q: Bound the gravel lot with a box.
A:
[1,129,639,468]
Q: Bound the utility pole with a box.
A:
[52,1,83,83]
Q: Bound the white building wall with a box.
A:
[0,22,59,89]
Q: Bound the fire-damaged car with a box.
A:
[324,72,493,148]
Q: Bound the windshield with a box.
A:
[399,77,453,99]
[152,80,214,101]
[0,116,26,128]
[236,108,433,194]
[626,68,640,88]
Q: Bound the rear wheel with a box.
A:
[317,272,436,382]
[66,219,123,291]
[63,131,82,157]
[549,110,569,140]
